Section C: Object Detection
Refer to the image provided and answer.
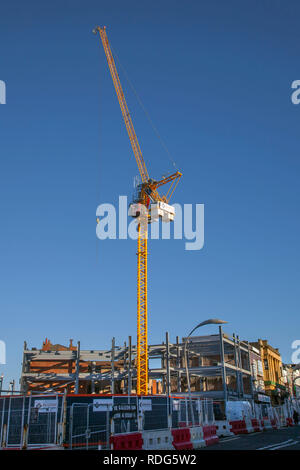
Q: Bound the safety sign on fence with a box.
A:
[139,399,152,412]
[34,399,58,413]
[93,399,113,412]
[112,404,137,420]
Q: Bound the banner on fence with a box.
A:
[93,399,113,412]
[34,399,58,413]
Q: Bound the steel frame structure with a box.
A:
[20,332,254,404]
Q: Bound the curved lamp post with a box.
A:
[184,318,228,426]
[292,366,300,398]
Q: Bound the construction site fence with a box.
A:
[0,394,63,449]
[0,394,214,450]
[213,397,300,427]
[1,393,298,450]
[253,399,299,426]
[67,395,215,449]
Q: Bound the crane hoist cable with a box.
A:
[110,44,178,171]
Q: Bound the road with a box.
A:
[204,426,300,450]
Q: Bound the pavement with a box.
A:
[204,425,300,450]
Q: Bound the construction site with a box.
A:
[1,21,300,452]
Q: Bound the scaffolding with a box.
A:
[20,328,254,403]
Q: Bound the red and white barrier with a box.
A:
[84,424,222,451]
[261,418,272,430]
[110,432,143,450]
[202,425,219,446]
[286,417,294,427]
[190,426,206,448]
[215,420,234,438]
[142,429,173,450]
[270,418,278,430]
[171,428,193,450]
[244,418,255,433]
[229,420,247,435]
[144,426,214,450]
[251,418,262,432]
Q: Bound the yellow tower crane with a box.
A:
[94,26,182,395]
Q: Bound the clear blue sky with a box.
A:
[1,0,300,389]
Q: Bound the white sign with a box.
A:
[93,399,113,412]
[139,399,152,411]
[34,400,57,413]
[173,399,180,411]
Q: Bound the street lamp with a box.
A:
[183,318,228,426]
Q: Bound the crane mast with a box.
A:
[94,26,182,395]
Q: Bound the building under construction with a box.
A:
[20,327,254,403]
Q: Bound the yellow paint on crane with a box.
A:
[94,26,182,395]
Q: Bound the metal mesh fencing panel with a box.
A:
[175,397,203,426]
[27,396,61,446]
[212,399,228,421]
[141,396,168,431]
[112,396,139,434]
[200,399,214,425]
[273,405,286,426]
[6,397,24,446]
[111,396,169,433]
[69,403,109,450]
[70,403,88,449]
[171,398,180,428]
[178,398,189,425]
[0,397,5,447]
[0,394,62,449]
[67,394,173,446]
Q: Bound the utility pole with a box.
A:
[166,332,171,397]
[219,326,227,403]
[111,337,115,394]
[176,336,181,393]
[233,333,240,398]
[75,341,80,394]
[166,332,172,429]
[128,336,132,396]
[237,335,244,397]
